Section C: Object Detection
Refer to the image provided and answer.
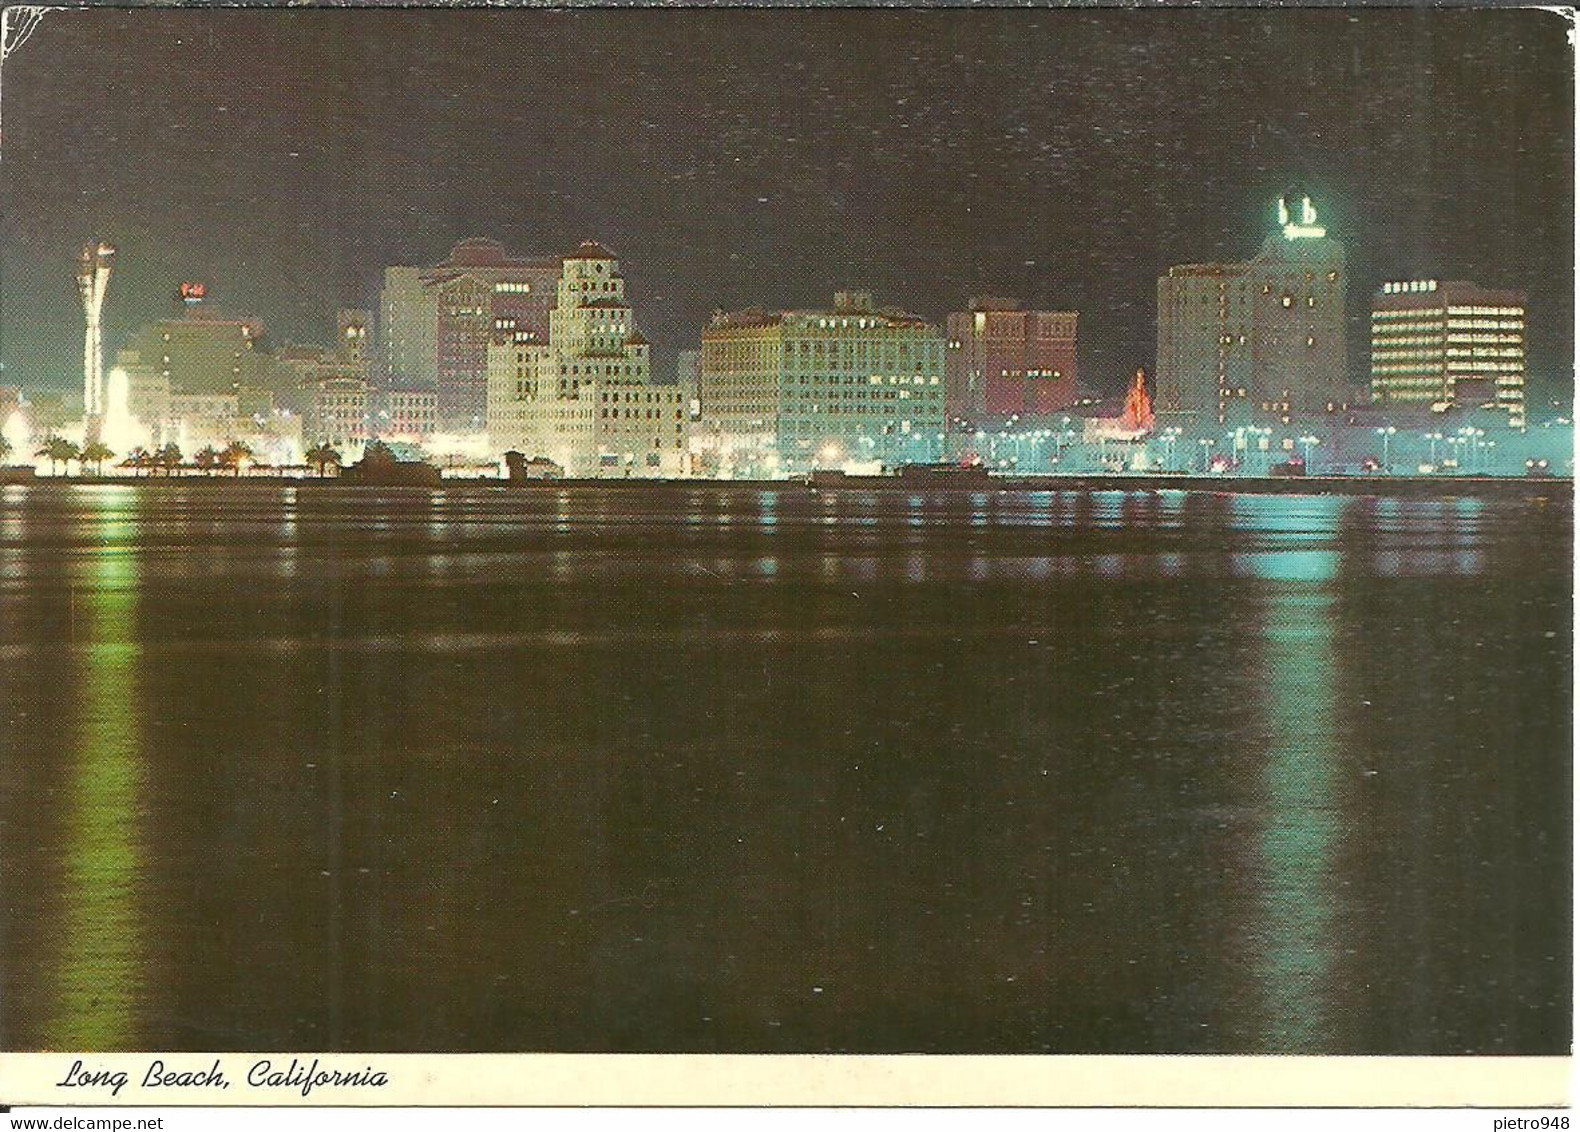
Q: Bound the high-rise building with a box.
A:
[485,243,686,477]
[379,238,561,430]
[944,297,1077,423]
[698,290,946,471]
[1370,279,1527,427]
[121,310,276,397]
[1156,190,1348,427]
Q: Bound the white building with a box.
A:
[698,290,947,473]
[486,243,687,477]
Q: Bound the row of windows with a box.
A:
[599,408,684,422]
[600,390,677,403]
[1446,320,1524,331]
[788,389,940,403]
[785,403,941,418]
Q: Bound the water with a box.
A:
[0,483,1570,1054]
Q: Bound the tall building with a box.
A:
[1370,279,1527,427]
[944,297,1077,423]
[485,243,686,477]
[1155,262,1254,427]
[337,308,373,367]
[1157,190,1348,427]
[698,290,946,471]
[379,238,561,430]
[120,309,276,397]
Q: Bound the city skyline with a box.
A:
[0,8,1571,402]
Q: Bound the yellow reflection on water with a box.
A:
[47,488,146,1049]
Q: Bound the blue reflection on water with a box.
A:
[1231,494,1346,1050]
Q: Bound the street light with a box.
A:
[1160,426,1181,470]
[1299,434,1319,466]
[1375,426,1396,473]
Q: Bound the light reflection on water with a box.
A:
[1231,494,1346,1051]
[0,483,1569,1055]
[49,488,147,1049]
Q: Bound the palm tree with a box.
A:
[306,442,343,477]
[220,439,253,476]
[35,436,78,476]
[122,448,152,477]
[156,442,183,477]
[193,446,221,476]
[80,441,114,476]
[0,433,11,464]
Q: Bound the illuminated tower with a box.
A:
[77,242,115,422]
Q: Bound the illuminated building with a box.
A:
[485,243,685,477]
[1370,280,1527,427]
[1157,189,1349,426]
[699,290,946,471]
[77,242,115,424]
[121,309,272,397]
[337,308,373,367]
[376,388,439,439]
[307,376,371,446]
[944,297,1077,422]
[380,238,561,430]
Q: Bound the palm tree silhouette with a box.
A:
[220,439,253,476]
[81,440,114,476]
[35,436,78,476]
[306,442,343,477]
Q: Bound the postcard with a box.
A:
[0,2,1570,1112]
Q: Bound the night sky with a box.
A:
[1,7,1572,401]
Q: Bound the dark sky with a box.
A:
[1,7,1572,400]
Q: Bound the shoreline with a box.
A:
[1,471,1571,499]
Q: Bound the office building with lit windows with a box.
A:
[698,290,946,472]
[485,243,685,477]
[379,238,562,429]
[1370,279,1527,427]
[944,297,1078,424]
[1157,190,1349,428]
[121,310,273,397]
